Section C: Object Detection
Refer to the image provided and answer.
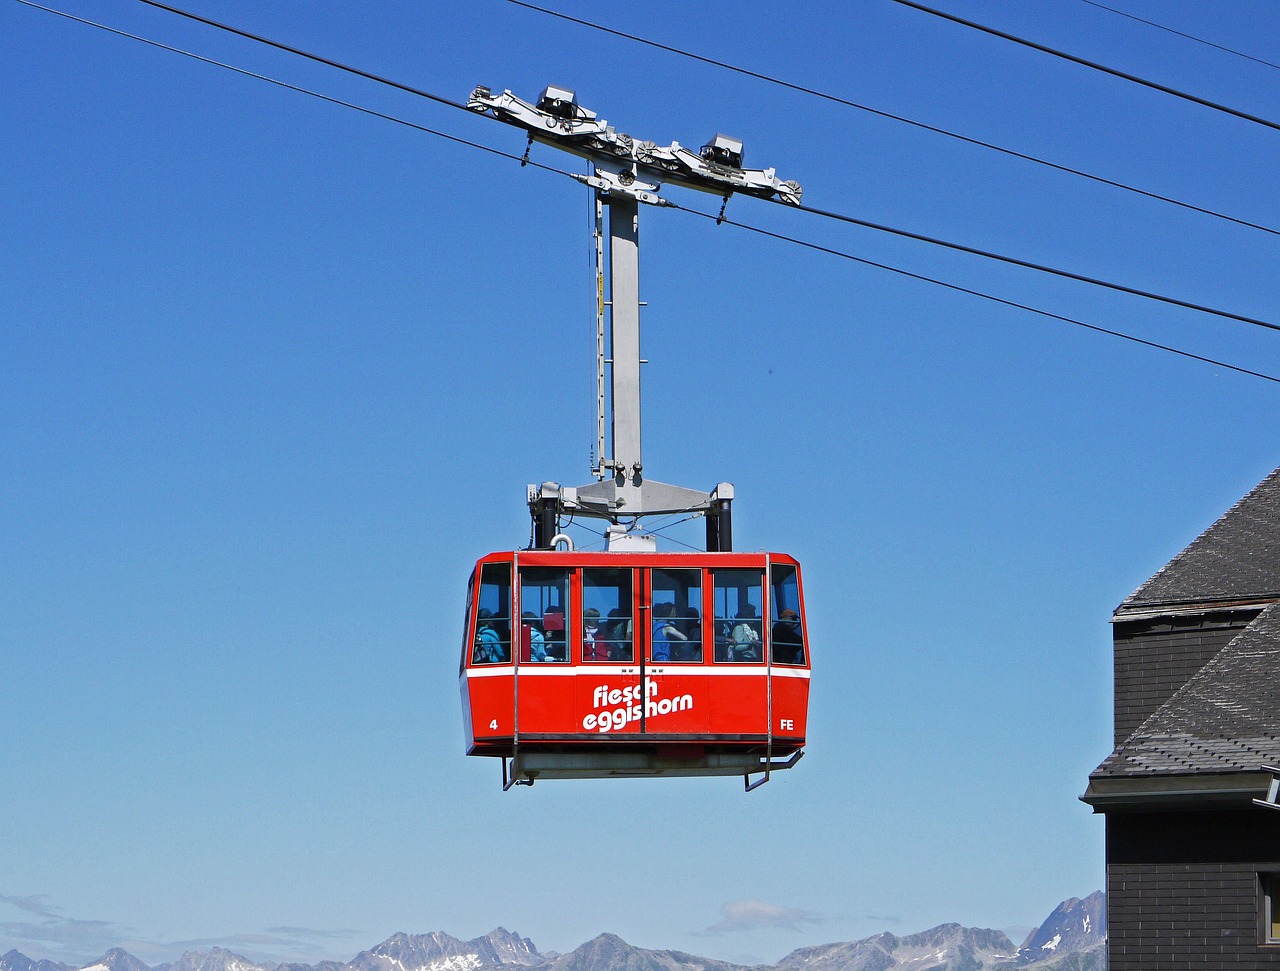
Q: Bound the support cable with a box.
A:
[785,200,1280,335]
[890,0,1280,134]
[503,0,1280,239]
[131,0,475,114]
[119,0,1280,225]
[12,0,578,181]
[668,201,1280,385]
[15,0,1280,385]
[95,0,1280,325]
[1079,0,1280,73]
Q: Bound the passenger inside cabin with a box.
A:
[542,608,567,661]
[730,604,762,661]
[583,607,609,661]
[520,611,548,662]
[676,605,702,661]
[605,607,633,662]
[651,601,688,662]
[473,607,507,664]
[771,608,804,665]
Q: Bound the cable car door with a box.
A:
[463,560,516,753]
[643,567,712,736]
[578,566,643,737]
[709,566,770,739]
[512,564,578,736]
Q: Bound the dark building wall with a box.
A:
[1112,612,1259,745]
[1107,810,1280,971]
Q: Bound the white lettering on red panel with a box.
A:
[582,681,694,732]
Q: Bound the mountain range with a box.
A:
[0,891,1107,971]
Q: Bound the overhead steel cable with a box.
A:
[890,0,1280,134]
[786,199,1280,334]
[1079,0,1280,73]
[666,200,1280,385]
[105,0,1280,329]
[14,0,1279,385]
[132,0,1280,247]
[130,0,474,115]
[12,0,577,180]
[503,0,1280,240]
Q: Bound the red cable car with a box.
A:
[460,549,809,788]
[460,85,811,788]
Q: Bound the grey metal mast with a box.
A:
[467,85,801,551]
[607,192,642,494]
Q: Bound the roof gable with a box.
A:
[1093,601,1280,778]
[1121,465,1280,612]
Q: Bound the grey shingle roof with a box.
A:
[1121,465,1280,611]
[1092,601,1280,777]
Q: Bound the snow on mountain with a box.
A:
[1017,891,1106,962]
[776,923,1018,971]
[475,930,542,968]
[82,948,150,971]
[349,929,545,971]
[0,893,1108,971]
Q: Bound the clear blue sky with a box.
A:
[4,0,1280,966]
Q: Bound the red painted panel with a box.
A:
[771,672,810,744]
[464,671,515,750]
[461,552,811,756]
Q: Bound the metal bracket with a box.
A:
[1253,764,1280,811]
[572,170,669,207]
[502,756,534,790]
[745,749,804,791]
[468,84,802,206]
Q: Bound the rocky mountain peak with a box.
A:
[777,920,1018,971]
[82,948,150,971]
[153,947,269,971]
[1,951,73,971]
[1017,890,1106,962]
[0,892,1106,971]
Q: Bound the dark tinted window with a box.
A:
[472,562,511,665]
[770,564,806,665]
[713,569,763,663]
[583,568,632,662]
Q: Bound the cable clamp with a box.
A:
[716,194,730,224]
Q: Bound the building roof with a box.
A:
[1085,465,1280,808]
[1119,466,1280,614]
[1092,601,1280,779]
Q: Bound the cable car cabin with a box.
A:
[459,550,810,788]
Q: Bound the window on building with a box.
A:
[1261,873,1280,944]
